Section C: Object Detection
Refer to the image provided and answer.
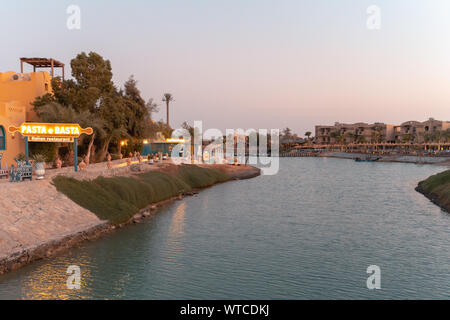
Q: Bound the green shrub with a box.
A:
[52,165,231,224]
[52,176,138,224]
[31,153,47,163]
[175,164,230,188]
[420,170,450,193]
[419,170,450,210]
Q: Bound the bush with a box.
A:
[31,154,46,163]
[52,165,231,224]
[420,170,450,193]
[175,164,230,188]
[419,170,450,210]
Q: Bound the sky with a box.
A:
[1,0,450,136]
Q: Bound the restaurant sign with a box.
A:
[8,123,93,141]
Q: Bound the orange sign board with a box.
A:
[8,123,93,139]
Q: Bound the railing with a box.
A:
[280,152,319,157]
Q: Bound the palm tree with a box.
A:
[329,130,339,146]
[305,131,312,140]
[330,130,346,151]
[281,127,294,150]
[162,93,174,127]
[443,129,450,143]
[432,130,443,151]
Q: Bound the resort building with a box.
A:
[315,118,450,145]
[0,58,62,167]
[315,122,395,144]
[393,118,450,143]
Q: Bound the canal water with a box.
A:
[0,158,449,299]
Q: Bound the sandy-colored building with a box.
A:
[315,118,450,145]
[0,70,53,167]
[393,118,450,143]
[315,122,394,144]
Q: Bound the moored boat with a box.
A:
[355,157,381,162]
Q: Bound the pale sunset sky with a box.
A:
[1,0,450,136]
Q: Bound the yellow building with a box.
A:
[0,70,53,167]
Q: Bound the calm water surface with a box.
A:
[0,158,449,299]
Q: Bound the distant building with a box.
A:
[315,122,394,144]
[315,118,450,145]
[393,118,450,143]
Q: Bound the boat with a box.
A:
[355,157,381,162]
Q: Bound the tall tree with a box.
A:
[432,130,443,150]
[71,52,113,93]
[32,51,158,162]
[305,131,312,140]
[162,93,174,126]
[122,76,150,139]
[97,92,128,161]
[146,98,159,120]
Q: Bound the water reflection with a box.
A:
[20,255,93,300]
[166,202,187,260]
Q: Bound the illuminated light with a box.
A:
[143,140,149,144]
[9,123,92,138]
[166,138,185,143]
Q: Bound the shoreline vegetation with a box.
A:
[53,165,232,225]
[0,163,260,275]
[416,170,450,213]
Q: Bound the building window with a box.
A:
[0,126,5,150]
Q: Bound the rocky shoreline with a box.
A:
[415,178,450,214]
[415,184,448,213]
[0,163,261,275]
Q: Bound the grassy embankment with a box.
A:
[416,169,450,212]
[53,165,231,224]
